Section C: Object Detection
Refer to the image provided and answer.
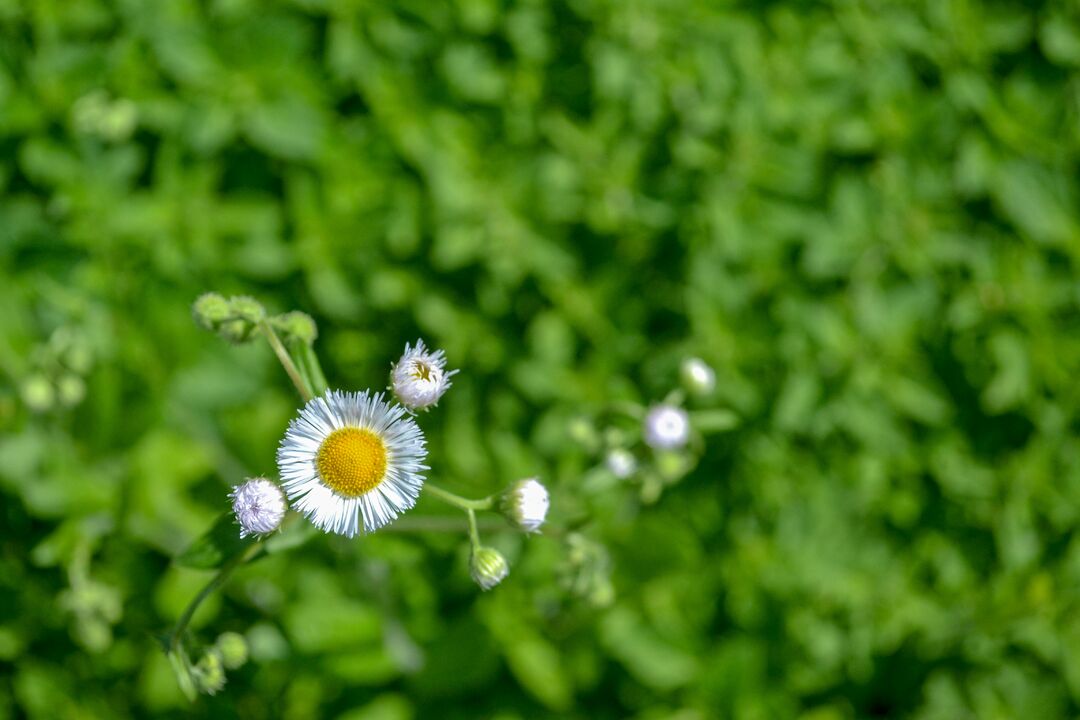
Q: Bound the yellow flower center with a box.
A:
[316,427,388,497]
[411,361,432,382]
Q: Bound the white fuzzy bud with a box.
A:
[229,477,286,538]
[605,449,637,479]
[643,404,690,450]
[390,339,456,411]
[680,357,716,395]
[470,547,509,591]
[501,477,550,533]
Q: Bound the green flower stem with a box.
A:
[466,508,481,549]
[424,482,493,512]
[168,542,260,659]
[259,319,313,402]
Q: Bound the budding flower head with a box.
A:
[390,339,456,411]
[501,477,550,533]
[643,404,690,450]
[470,546,509,591]
[229,477,286,538]
[605,449,637,479]
[680,357,716,395]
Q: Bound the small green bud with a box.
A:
[20,375,54,412]
[56,374,86,407]
[192,293,231,330]
[680,357,716,395]
[192,649,226,695]
[567,416,599,450]
[228,296,266,324]
[217,318,257,345]
[215,632,249,670]
[469,547,509,591]
[272,311,318,345]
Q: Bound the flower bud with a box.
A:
[192,292,231,331]
[229,295,266,324]
[229,478,286,538]
[272,311,318,345]
[20,375,54,413]
[192,649,226,695]
[215,632,249,670]
[390,339,455,411]
[643,404,690,450]
[604,449,637,479]
[680,357,716,395]
[500,477,550,533]
[470,547,509,591]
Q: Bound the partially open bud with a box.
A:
[643,404,691,450]
[390,339,456,411]
[500,477,550,533]
[680,357,716,395]
[215,632,249,670]
[229,478,286,538]
[470,547,509,591]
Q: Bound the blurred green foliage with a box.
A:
[2,0,1080,718]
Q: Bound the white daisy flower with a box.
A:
[390,339,456,411]
[229,477,286,538]
[643,404,691,450]
[605,449,637,479]
[276,390,428,537]
[501,477,550,533]
[470,546,509,590]
[680,357,716,395]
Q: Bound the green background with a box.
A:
[3,0,1080,717]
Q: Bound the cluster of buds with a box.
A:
[190,632,250,696]
[463,477,552,591]
[575,356,736,504]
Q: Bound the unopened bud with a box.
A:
[500,477,550,533]
[273,311,318,345]
[680,357,716,395]
[228,296,265,324]
[215,632,249,670]
[192,292,231,331]
[470,547,509,591]
[230,478,286,538]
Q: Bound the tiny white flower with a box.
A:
[643,404,690,450]
[470,547,509,590]
[605,449,637,479]
[681,357,716,395]
[276,390,428,537]
[229,477,286,538]
[390,339,456,411]
[501,477,550,533]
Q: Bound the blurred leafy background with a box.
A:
[2,0,1080,717]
